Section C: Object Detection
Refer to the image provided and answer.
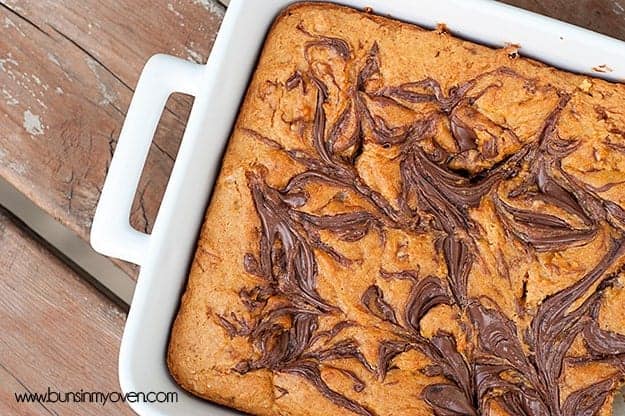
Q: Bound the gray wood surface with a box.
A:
[0,209,132,415]
[0,0,225,280]
[501,0,625,41]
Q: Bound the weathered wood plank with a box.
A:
[500,0,625,41]
[0,0,224,279]
[0,209,132,415]
[0,364,50,416]
[216,0,625,38]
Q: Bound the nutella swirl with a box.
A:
[216,26,625,416]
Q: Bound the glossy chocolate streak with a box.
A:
[400,149,469,232]
[584,302,625,357]
[286,70,305,92]
[469,304,533,375]
[219,31,625,416]
[400,140,504,233]
[450,114,478,152]
[524,238,625,414]
[375,273,479,414]
[381,77,473,114]
[560,378,615,416]
[246,172,335,312]
[497,390,550,416]
[494,195,597,252]
[298,22,352,62]
[295,211,383,243]
[218,169,380,414]
[376,340,414,379]
[361,285,399,325]
[422,383,477,416]
[425,332,475,405]
[282,362,374,416]
[441,236,472,305]
[404,276,451,333]
[358,42,380,89]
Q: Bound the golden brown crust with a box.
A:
[168,3,625,415]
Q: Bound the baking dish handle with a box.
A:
[91,54,203,265]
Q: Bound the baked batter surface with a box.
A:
[168,3,625,415]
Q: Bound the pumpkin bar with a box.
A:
[168,3,625,415]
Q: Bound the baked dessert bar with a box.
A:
[168,3,625,415]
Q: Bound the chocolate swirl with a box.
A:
[361,285,399,325]
[560,378,617,416]
[216,26,625,416]
[494,195,597,252]
[583,302,625,360]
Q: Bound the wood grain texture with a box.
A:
[0,0,224,279]
[500,0,625,41]
[0,209,132,415]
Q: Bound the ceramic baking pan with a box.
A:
[91,0,625,414]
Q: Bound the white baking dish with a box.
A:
[91,0,625,415]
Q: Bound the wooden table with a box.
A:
[0,208,133,415]
[1,0,624,414]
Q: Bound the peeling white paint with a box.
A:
[86,58,118,106]
[0,53,19,72]
[1,89,19,106]
[3,16,25,37]
[7,160,27,175]
[167,3,183,18]
[191,0,225,17]
[55,86,64,95]
[3,17,15,29]
[47,53,61,67]
[0,147,25,174]
[3,1,26,15]
[23,110,44,136]
[186,47,203,63]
